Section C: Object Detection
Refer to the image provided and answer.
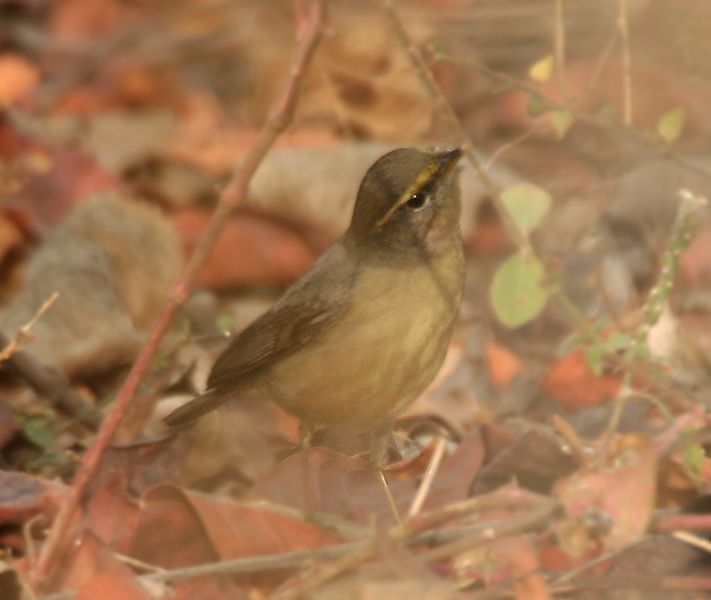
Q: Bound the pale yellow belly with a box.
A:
[265,259,462,430]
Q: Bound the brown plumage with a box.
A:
[165,146,465,465]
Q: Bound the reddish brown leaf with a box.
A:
[75,572,152,600]
[555,435,659,552]
[52,532,143,595]
[486,342,523,390]
[0,54,39,106]
[541,349,621,412]
[128,483,337,597]
[171,207,315,289]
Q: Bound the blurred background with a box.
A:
[1,1,711,597]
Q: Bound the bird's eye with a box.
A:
[406,193,428,210]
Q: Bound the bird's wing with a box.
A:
[207,245,356,390]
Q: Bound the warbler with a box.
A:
[166,146,465,466]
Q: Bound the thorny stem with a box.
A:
[604,190,707,440]
[29,0,328,591]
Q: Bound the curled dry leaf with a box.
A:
[127,483,338,596]
[554,434,659,554]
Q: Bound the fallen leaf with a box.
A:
[128,483,337,595]
[555,435,658,552]
[0,54,39,106]
[75,572,152,600]
[171,207,315,289]
[541,349,621,412]
[486,342,523,390]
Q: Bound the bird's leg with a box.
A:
[369,426,403,525]
[299,421,315,516]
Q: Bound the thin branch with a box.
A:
[382,0,530,253]
[437,52,711,185]
[0,292,59,361]
[0,334,99,428]
[272,486,552,600]
[651,510,711,533]
[29,0,328,591]
[671,530,711,555]
[408,436,447,517]
[553,0,569,101]
[617,0,632,126]
[38,494,556,600]
[422,498,558,562]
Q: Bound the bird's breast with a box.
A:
[266,247,464,430]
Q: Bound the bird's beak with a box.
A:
[434,146,464,179]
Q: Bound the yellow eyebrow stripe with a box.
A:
[376,162,438,229]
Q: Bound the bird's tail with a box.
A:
[164,388,227,427]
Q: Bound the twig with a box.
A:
[553,0,569,102]
[422,498,558,562]
[29,0,328,591]
[0,292,59,361]
[652,510,711,533]
[382,0,530,253]
[617,0,632,126]
[383,0,622,345]
[408,436,447,517]
[272,485,551,600]
[604,189,707,440]
[551,414,589,467]
[671,530,711,555]
[436,51,711,185]
[379,470,403,525]
[38,499,555,600]
[0,335,99,428]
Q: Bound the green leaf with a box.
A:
[179,315,192,339]
[605,332,633,352]
[500,182,553,236]
[585,344,605,376]
[526,94,548,118]
[528,54,554,82]
[428,39,446,61]
[683,442,705,475]
[490,252,549,327]
[215,313,233,332]
[657,107,686,143]
[550,109,573,139]
[22,416,54,449]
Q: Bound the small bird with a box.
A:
[166,146,465,470]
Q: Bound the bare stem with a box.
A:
[617,0,632,126]
[29,0,328,591]
[382,0,530,252]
